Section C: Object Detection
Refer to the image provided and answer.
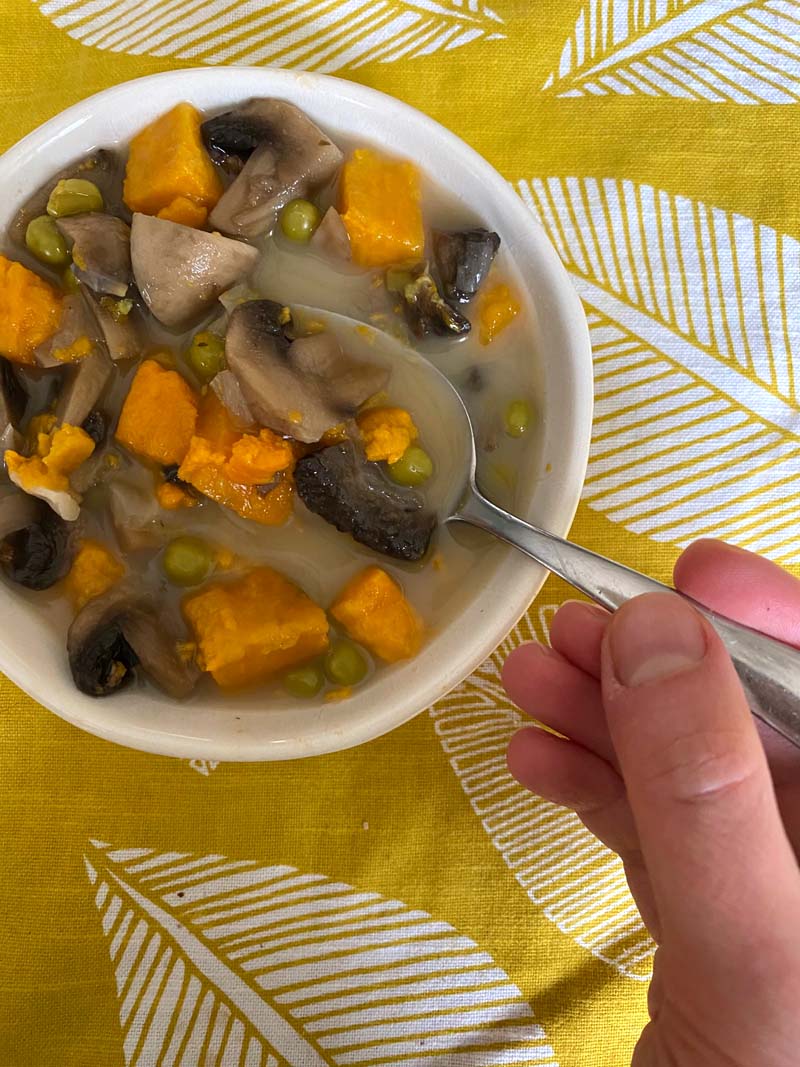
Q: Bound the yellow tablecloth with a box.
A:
[2,2,799,1063]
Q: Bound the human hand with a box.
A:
[502,540,800,1066]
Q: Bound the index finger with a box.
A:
[674,539,800,647]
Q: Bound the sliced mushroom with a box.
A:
[295,442,435,562]
[0,492,73,589]
[36,292,106,369]
[67,583,198,698]
[225,301,389,443]
[0,359,25,454]
[81,289,140,362]
[432,228,500,304]
[55,349,113,429]
[56,213,132,297]
[210,369,255,428]
[397,269,471,339]
[69,411,115,496]
[108,480,167,551]
[310,207,351,262]
[130,213,259,330]
[207,100,343,238]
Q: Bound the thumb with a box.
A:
[601,593,800,961]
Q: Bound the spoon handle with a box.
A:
[453,488,800,750]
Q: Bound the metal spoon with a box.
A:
[297,307,800,750]
[445,376,800,751]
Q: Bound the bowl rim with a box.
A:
[0,67,593,760]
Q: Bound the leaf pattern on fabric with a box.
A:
[430,607,656,983]
[35,0,505,72]
[188,760,220,777]
[518,176,800,561]
[83,839,559,1067]
[543,0,800,102]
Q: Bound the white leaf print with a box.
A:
[188,759,220,777]
[36,0,505,73]
[518,176,800,562]
[543,0,800,103]
[430,609,655,983]
[84,839,559,1067]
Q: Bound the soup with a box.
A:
[0,98,537,705]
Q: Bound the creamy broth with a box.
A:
[0,99,541,705]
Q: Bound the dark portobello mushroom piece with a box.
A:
[391,267,471,339]
[0,492,74,590]
[81,410,107,447]
[67,583,198,698]
[207,99,344,238]
[55,213,132,297]
[225,300,389,444]
[130,213,259,330]
[432,228,500,304]
[295,441,435,562]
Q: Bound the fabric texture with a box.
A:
[2,1,798,1063]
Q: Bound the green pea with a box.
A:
[46,178,104,218]
[280,199,321,242]
[388,444,434,487]
[504,399,532,439]
[162,536,214,587]
[186,331,225,384]
[283,663,325,698]
[324,641,368,687]
[25,215,71,267]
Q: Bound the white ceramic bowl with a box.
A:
[0,68,592,760]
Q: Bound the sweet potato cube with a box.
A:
[331,566,424,663]
[157,196,208,228]
[63,539,125,611]
[183,567,329,689]
[339,149,424,268]
[357,407,417,464]
[178,395,296,526]
[478,283,521,346]
[123,103,223,224]
[224,430,294,486]
[0,255,63,365]
[116,360,198,465]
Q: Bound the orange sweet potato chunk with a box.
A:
[63,539,125,611]
[478,283,521,346]
[183,567,329,689]
[195,390,242,451]
[123,103,223,224]
[157,196,208,228]
[116,360,199,465]
[0,255,63,365]
[156,481,197,510]
[357,407,417,464]
[178,394,295,526]
[331,566,424,663]
[339,149,424,268]
[224,430,294,486]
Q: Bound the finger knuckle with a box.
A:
[638,729,759,806]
